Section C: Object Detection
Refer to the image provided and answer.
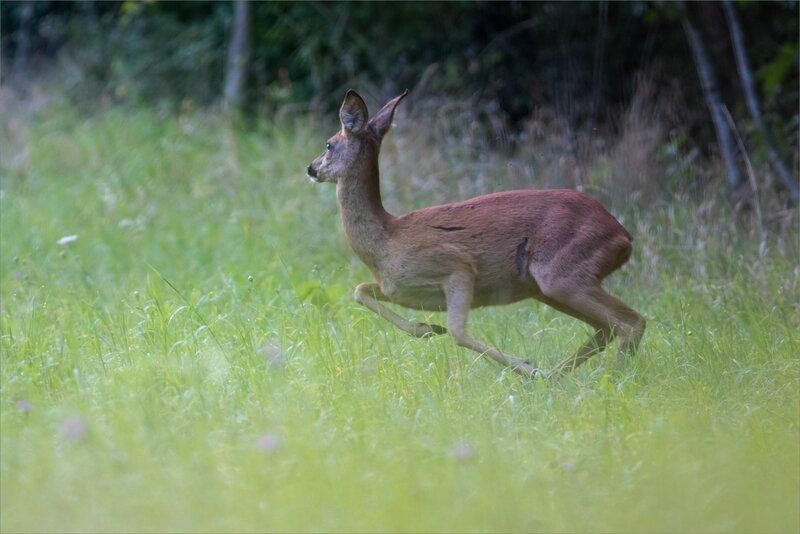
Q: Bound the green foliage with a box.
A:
[2,0,798,209]
[62,3,228,109]
[1,102,798,533]
[759,42,800,96]
[5,1,796,127]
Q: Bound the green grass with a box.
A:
[1,103,798,533]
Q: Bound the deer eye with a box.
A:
[325,143,332,151]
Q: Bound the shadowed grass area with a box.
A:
[1,102,798,533]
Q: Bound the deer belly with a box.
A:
[380,278,534,311]
[380,280,448,311]
[472,283,535,307]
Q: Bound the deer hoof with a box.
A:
[413,322,447,337]
[512,361,539,378]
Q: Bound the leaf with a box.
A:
[758,43,799,95]
[294,279,321,302]
[324,283,348,304]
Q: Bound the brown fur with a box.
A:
[307,91,645,377]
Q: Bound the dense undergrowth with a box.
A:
[1,93,798,532]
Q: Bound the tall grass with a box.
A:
[1,92,798,533]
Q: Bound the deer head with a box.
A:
[307,89,407,184]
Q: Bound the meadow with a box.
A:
[1,96,798,533]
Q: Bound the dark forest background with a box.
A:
[2,1,798,204]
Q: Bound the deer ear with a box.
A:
[340,90,368,135]
[368,90,408,139]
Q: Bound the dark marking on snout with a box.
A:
[432,225,466,232]
[307,164,317,178]
[515,237,529,278]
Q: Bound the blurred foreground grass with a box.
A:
[1,103,798,533]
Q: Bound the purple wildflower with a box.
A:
[451,442,476,460]
[17,400,33,412]
[58,416,89,442]
[260,343,287,367]
[256,434,281,452]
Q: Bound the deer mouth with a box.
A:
[307,166,323,183]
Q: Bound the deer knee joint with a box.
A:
[449,328,476,351]
[628,314,646,345]
[354,284,375,304]
[353,285,366,303]
[637,314,646,333]
[615,312,645,337]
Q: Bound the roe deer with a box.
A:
[306,90,645,377]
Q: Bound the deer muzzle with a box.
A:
[307,164,319,182]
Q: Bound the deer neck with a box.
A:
[336,155,392,271]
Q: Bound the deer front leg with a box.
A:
[443,272,538,377]
[354,283,447,337]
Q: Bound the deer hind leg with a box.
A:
[533,267,645,375]
[443,272,538,377]
[583,286,646,362]
[539,294,613,376]
[354,283,447,338]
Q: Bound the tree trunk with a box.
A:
[13,2,35,74]
[590,0,608,118]
[680,2,745,200]
[721,0,799,204]
[223,0,252,117]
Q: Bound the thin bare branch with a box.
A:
[722,0,799,203]
[680,2,745,199]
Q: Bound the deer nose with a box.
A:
[307,164,317,178]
